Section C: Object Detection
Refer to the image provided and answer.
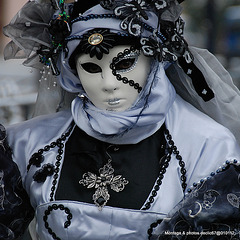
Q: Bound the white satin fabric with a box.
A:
[71,62,176,144]
[7,95,240,240]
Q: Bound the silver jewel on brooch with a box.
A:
[79,160,129,210]
[88,33,104,46]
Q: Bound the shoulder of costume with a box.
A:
[166,94,237,142]
[6,110,73,180]
[7,110,72,141]
[165,95,240,187]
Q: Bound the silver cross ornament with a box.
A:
[79,161,129,210]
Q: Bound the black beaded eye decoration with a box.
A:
[80,29,117,60]
[110,47,143,93]
[113,50,140,73]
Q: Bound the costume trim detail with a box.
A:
[29,123,75,201]
[43,203,73,240]
[142,124,186,210]
[110,47,142,92]
[186,159,239,194]
[147,160,240,239]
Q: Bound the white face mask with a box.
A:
[76,45,151,112]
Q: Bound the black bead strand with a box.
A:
[29,123,74,186]
[110,47,142,93]
[142,124,187,211]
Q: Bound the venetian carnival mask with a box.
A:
[3,0,214,104]
[76,45,151,111]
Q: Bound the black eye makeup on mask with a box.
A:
[78,47,143,93]
[81,63,102,73]
[80,55,138,74]
[114,51,139,74]
[110,47,142,93]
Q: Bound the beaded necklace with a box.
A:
[27,122,187,239]
[142,124,186,211]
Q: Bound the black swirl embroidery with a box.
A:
[43,204,73,240]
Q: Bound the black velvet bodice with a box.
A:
[56,126,166,210]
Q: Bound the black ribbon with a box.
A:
[178,57,214,102]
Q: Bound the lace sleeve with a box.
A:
[150,163,240,239]
[0,125,34,240]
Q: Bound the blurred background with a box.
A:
[0,0,38,125]
[0,0,240,125]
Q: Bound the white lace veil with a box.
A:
[167,46,240,143]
